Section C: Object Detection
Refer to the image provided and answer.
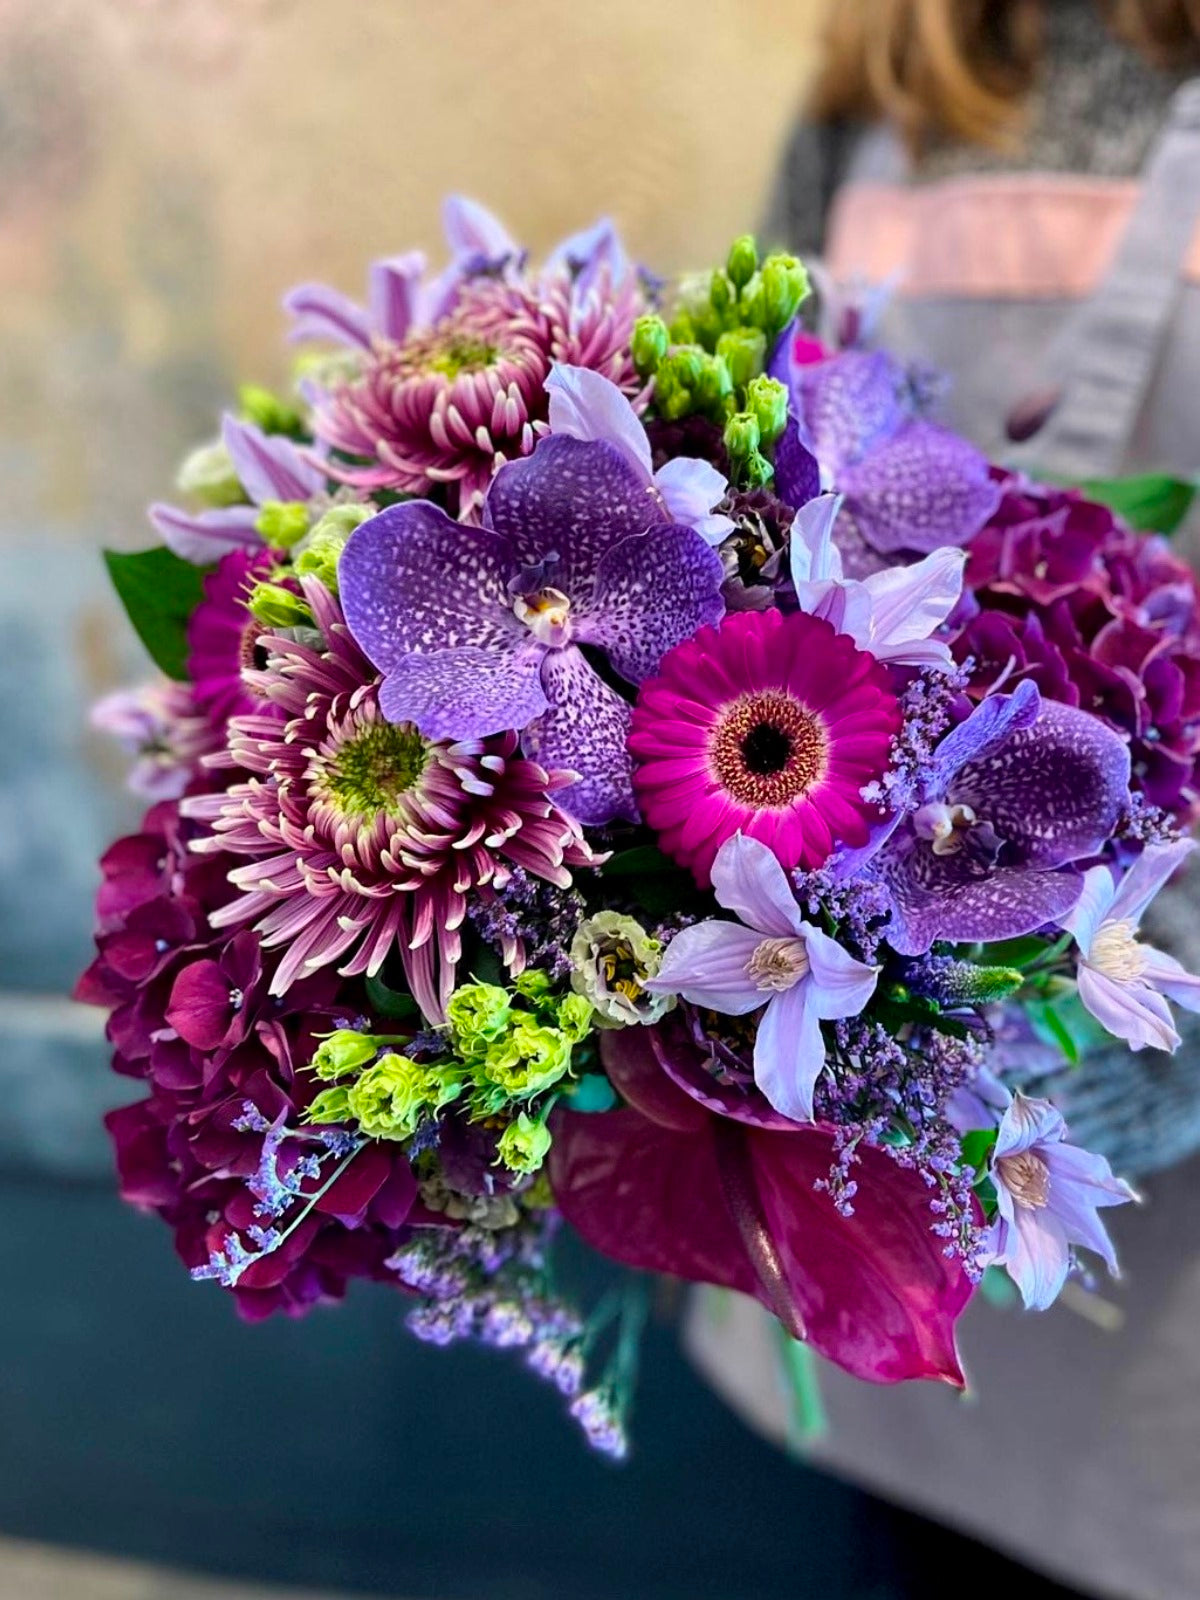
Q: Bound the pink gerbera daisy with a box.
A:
[629,610,901,885]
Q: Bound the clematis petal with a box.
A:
[653,456,734,544]
[997,1204,1072,1311]
[1108,838,1196,926]
[709,833,805,938]
[648,920,766,1014]
[221,415,324,505]
[802,924,880,1018]
[1077,964,1181,1052]
[752,981,826,1122]
[545,364,653,480]
[992,1092,1067,1160]
[149,503,262,564]
[1064,864,1119,953]
[789,493,844,586]
[859,545,966,652]
[1140,945,1200,1011]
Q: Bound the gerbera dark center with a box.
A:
[711,691,828,808]
[324,721,429,820]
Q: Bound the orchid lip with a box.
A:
[513,586,573,648]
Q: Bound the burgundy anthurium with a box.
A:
[549,1019,975,1386]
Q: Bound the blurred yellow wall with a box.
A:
[0,0,824,544]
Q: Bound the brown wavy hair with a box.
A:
[811,0,1200,151]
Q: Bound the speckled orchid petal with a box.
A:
[582,524,725,683]
[839,419,1001,555]
[521,644,638,825]
[792,349,906,472]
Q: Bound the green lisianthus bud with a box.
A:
[745,374,789,446]
[496,1112,553,1176]
[555,991,595,1043]
[726,234,759,291]
[709,269,735,318]
[176,439,243,508]
[479,1014,573,1098]
[306,1085,353,1124]
[651,362,693,422]
[310,1028,379,1081]
[515,969,554,1004]
[631,314,670,377]
[254,499,311,550]
[724,410,761,463]
[716,327,767,392]
[246,581,313,630]
[691,352,734,414]
[238,382,305,438]
[346,1053,433,1140]
[294,503,372,593]
[447,982,513,1059]
[757,253,809,336]
[740,449,776,490]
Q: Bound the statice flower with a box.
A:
[986,1093,1136,1310]
[1066,840,1200,1051]
[872,680,1131,954]
[338,412,726,825]
[647,834,879,1122]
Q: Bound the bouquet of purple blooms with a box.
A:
[80,198,1200,1458]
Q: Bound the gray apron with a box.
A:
[689,81,1200,1600]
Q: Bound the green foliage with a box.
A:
[363,972,420,1021]
[1079,472,1197,535]
[103,546,211,680]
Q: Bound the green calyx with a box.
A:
[254,500,311,550]
[246,580,313,630]
[323,720,430,821]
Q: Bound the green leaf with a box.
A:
[963,936,1053,971]
[960,1126,997,1176]
[364,972,420,1021]
[103,547,211,680]
[1079,472,1197,535]
[600,844,679,878]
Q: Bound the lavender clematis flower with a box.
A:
[545,365,734,545]
[780,347,1000,555]
[149,415,325,565]
[338,432,726,825]
[645,835,879,1122]
[987,1092,1136,1310]
[874,680,1132,954]
[790,493,966,669]
[1065,839,1200,1052]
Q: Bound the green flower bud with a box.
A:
[478,1014,573,1098]
[496,1112,553,1176]
[556,992,595,1043]
[293,503,373,593]
[569,911,673,1029]
[716,327,767,392]
[175,439,243,508]
[346,1052,434,1140]
[254,499,311,550]
[726,234,759,291]
[740,449,776,490]
[631,314,670,377]
[310,1028,379,1081]
[724,410,761,462]
[306,1085,353,1124]
[709,269,735,318]
[446,982,513,1059]
[514,969,554,1004]
[756,253,809,336]
[745,374,789,446]
[691,352,734,414]
[652,362,693,422]
[246,580,313,630]
[238,382,305,438]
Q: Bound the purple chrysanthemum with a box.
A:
[183,580,598,1019]
[311,269,643,520]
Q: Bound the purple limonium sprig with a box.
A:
[338,392,726,825]
[646,834,879,1122]
[789,492,966,669]
[869,679,1132,955]
[1065,839,1200,1052]
[774,346,1000,555]
[150,414,326,565]
[285,195,630,352]
[545,365,734,545]
[986,1092,1136,1310]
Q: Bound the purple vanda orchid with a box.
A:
[789,493,966,669]
[987,1092,1136,1310]
[646,835,879,1122]
[150,414,326,565]
[873,679,1132,955]
[284,196,631,353]
[776,346,1000,556]
[545,365,734,545]
[337,426,726,826]
[1066,839,1200,1052]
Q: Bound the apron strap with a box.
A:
[1006,77,1200,481]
